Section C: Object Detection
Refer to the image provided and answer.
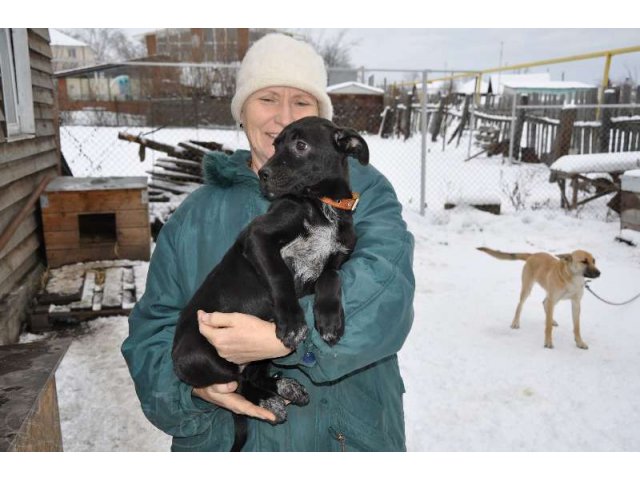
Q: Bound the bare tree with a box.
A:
[300,29,360,68]
[62,28,146,63]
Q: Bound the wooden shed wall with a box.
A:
[0,29,60,344]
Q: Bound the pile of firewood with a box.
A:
[117,132,234,202]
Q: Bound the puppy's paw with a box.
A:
[274,302,309,349]
[544,342,554,349]
[576,341,589,350]
[314,303,345,346]
[259,396,287,424]
[276,320,308,350]
[510,323,520,330]
[276,378,310,406]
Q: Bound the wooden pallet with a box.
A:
[28,260,146,332]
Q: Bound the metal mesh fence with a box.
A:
[57,63,640,221]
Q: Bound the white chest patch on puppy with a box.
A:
[280,206,349,284]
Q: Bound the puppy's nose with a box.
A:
[259,167,271,182]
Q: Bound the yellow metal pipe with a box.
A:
[414,44,640,86]
[601,53,613,94]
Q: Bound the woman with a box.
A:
[121,33,415,451]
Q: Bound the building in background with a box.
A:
[49,29,96,72]
[142,28,280,64]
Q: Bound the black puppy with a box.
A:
[171,116,369,451]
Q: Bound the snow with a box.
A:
[22,123,640,452]
[551,151,640,174]
[622,169,640,192]
[20,205,640,452]
[48,29,88,47]
[327,81,385,95]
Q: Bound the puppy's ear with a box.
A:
[557,253,573,263]
[334,128,369,165]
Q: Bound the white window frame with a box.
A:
[0,28,35,141]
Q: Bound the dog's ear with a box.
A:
[334,128,369,165]
[557,253,573,263]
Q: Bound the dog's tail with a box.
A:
[231,414,248,452]
[477,247,531,261]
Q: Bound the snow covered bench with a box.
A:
[550,151,640,210]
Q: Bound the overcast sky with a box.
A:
[121,28,640,86]
[11,0,639,87]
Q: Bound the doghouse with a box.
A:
[40,177,150,267]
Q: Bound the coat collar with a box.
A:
[202,149,257,187]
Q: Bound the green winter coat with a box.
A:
[121,148,415,451]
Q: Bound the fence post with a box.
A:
[420,71,428,216]
[467,95,475,158]
[509,94,528,163]
[549,105,577,165]
[599,89,617,153]
[507,92,518,164]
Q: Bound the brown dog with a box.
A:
[477,247,601,349]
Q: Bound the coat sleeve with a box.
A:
[273,166,415,383]
[120,213,233,445]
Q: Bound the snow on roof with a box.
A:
[622,169,640,193]
[502,80,595,90]
[458,74,595,95]
[551,151,640,175]
[327,81,384,95]
[49,29,88,47]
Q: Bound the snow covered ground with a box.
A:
[21,204,640,452]
[22,125,638,452]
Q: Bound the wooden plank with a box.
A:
[33,104,55,121]
[45,244,150,268]
[45,225,149,249]
[41,212,77,232]
[48,307,131,322]
[35,119,56,138]
[133,264,147,301]
[0,136,58,167]
[44,229,79,249]
[0,339,70,452]
[0,233,40,285]
[69,271,96,310]
[32,87,55,106]
[122,268,136,309]
[0,171,51,212]
[102,267,124,308]
[41,190,146,213]
[0,212,38,260]
[148,168,203,182]
[30,29,51,41]
[117,226,151,245]
[28,53,54,76]
[0,253,41,299]
[0,197,30,236]
[28,29,53,58]
[156,157,202,169]
[117,209,150,228]
[0,153,58,189]
[30,70,54,91]
[42,208,149,232]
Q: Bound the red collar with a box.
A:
[319,192,360,211]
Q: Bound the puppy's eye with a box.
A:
[295,141,308,152]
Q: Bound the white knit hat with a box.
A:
[231,33,333,124]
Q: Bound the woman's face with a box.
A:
[241,86,319,172]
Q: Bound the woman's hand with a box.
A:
[192,381,276,422]
[197,310,292,364]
